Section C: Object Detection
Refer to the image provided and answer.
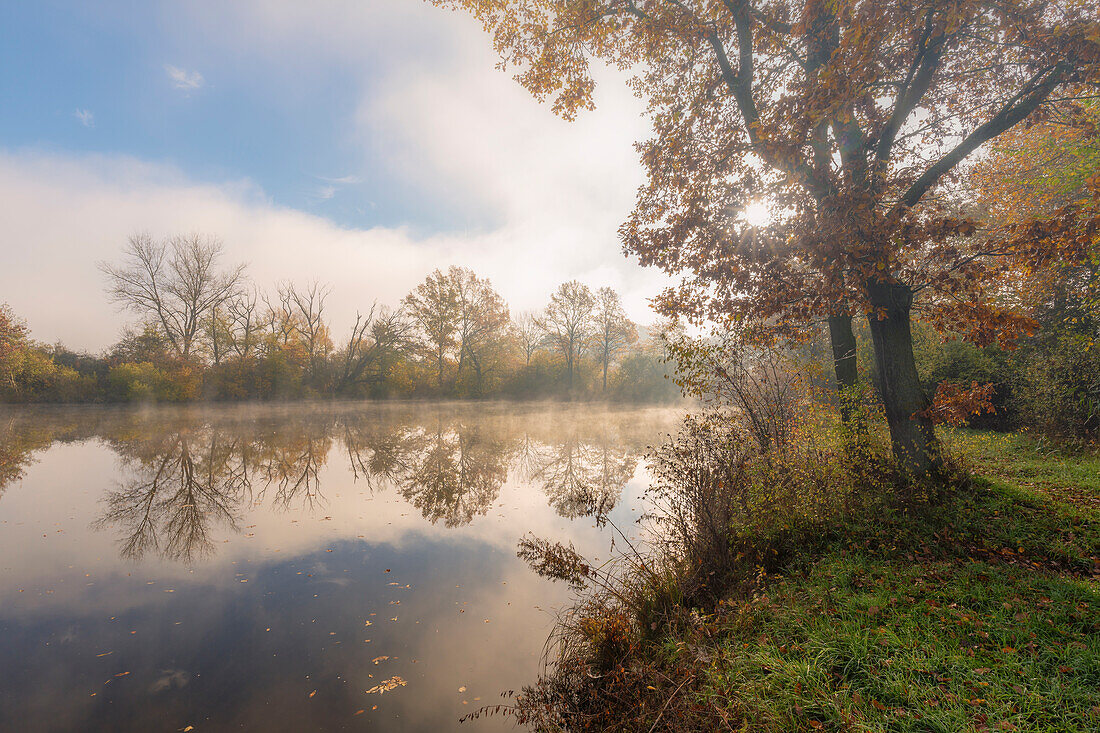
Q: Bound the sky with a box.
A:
[0,0,670,352]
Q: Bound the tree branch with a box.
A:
[892,62,1071,214]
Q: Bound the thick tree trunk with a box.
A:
[865,281,940,478]
[827,313,860,424]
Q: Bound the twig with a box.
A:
[647,674,695,733]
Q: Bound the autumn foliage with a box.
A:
[439,0,1100,474]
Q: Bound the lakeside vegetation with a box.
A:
[494,424,1099,731]
[0,257,680,404]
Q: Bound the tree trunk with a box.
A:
[827,313,860,423]
[865,281,940,479]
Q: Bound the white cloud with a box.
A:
[165,64,204,90]
[0,3,674,350]
[74,109,94,127]
[0,150,669,352]
[173,1,651,226]
[317,174,362,185]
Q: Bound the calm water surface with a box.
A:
[0,402,682,732]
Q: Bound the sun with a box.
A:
[741,200,771,227]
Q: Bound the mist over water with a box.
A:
[0,402,682,731]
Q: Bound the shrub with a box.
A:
[1012,335,1100,443]
[914,329,1015,430]
[107,362,198,402]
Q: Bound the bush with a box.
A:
[107,362,198,402]
[1013,335,1100,443]
[607,351,679,402]
[914,330,1015,430]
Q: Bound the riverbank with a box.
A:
[514,429,1100,731]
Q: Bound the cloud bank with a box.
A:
[0,1,670,352]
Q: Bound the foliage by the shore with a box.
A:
[497,423,1099,732]
[0,271,680,404]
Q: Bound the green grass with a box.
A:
[694,555,1098,731]
[669,433,1100,732]
[944,429,1100,506]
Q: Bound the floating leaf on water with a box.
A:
[365,676,407,694]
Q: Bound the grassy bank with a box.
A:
[513,430,1100,732]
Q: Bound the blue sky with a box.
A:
[0,0,480,232]
[0,0,664,350]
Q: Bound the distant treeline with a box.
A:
[0,234,681,404]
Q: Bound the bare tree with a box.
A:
[515,311,543,367]
[262,286,297,350]
[537,280,595,393]
[287,281,332,384]
[338,305,414,393]
[101,233,245,359]
[204,305,231,366]
[226,288,261,359]
[592,286,637,391]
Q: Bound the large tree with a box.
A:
[450,266,513,393]
[592,286,638,391]
[437,0,1100,476]
[403,269,462,389]
[538,280,596,393]
[101,233,245,360]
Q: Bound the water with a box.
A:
[0,402,682,732]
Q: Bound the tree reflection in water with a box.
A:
[93,432,248,562]
[526,430,637,520]
[0,404,677,562]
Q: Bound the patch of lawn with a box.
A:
[944,429,1100,509]
[698,557,1098,731]
[684,432,1100,731]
